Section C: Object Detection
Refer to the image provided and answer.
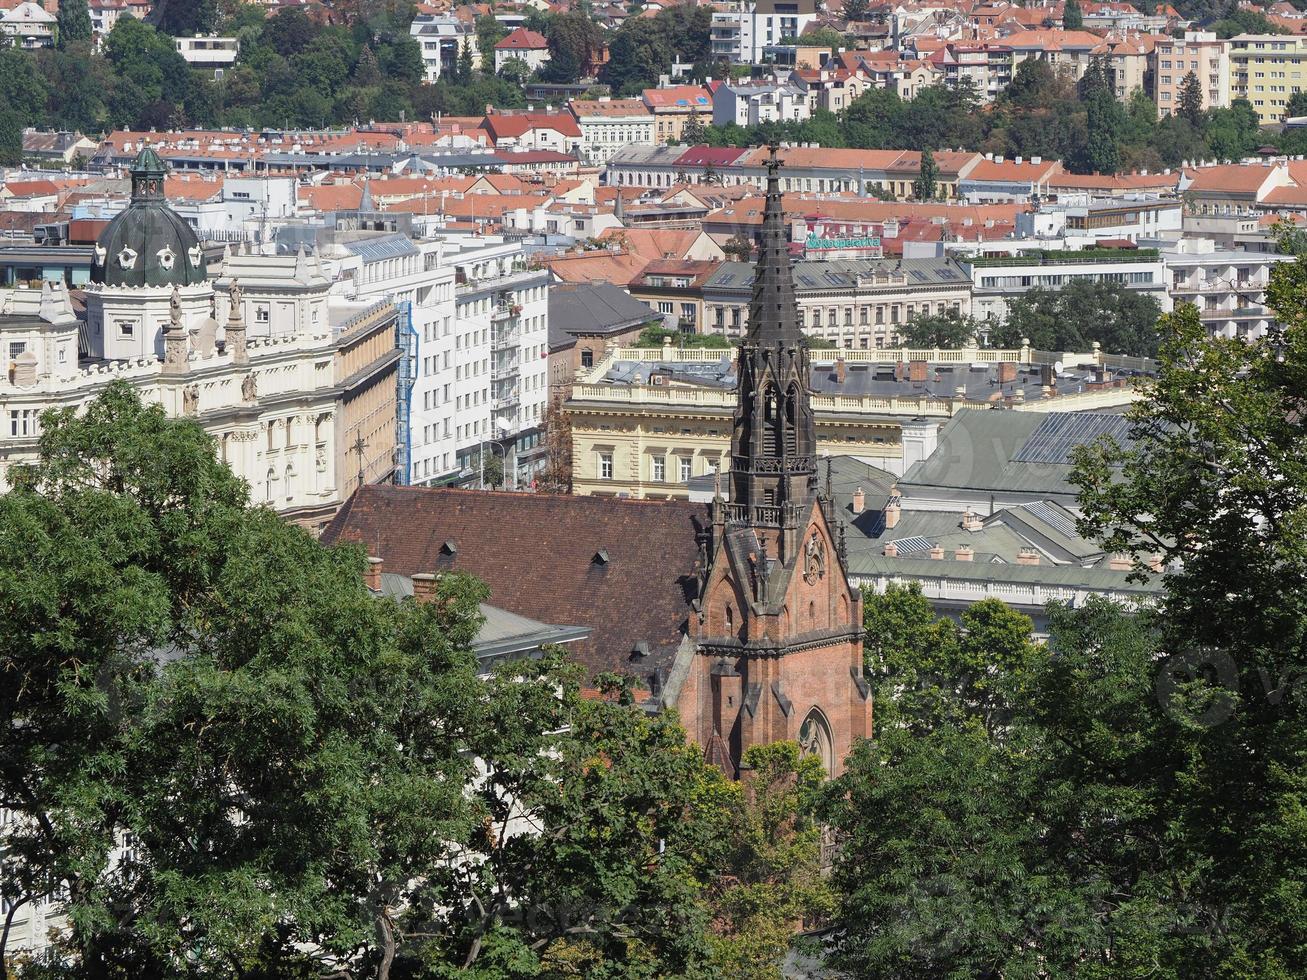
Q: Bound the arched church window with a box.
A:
[798,708,834,776]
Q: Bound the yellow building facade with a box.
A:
[565,346,1144,499]
[1229,33,1307,123]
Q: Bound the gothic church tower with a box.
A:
[684,145,872,779]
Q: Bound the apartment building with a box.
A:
[957,244,1169,322]
[1161,236,1295,340]
[1153,32,1230,118]
[1229,33,1307,123]
[710,0,820,64]
[568,99,656,166]
[700,256,973,348]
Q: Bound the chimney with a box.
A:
[955,545,974,561]
[835,353,847,384]
[962,508,983,531]
[929,544,944,560]
[1108,553,1133,572]
[1016,548,1041,566]
[1147,553,1165,573]
[997,361,1017,384]
[852,486,865,514]
[883,499,900,529]
[411,572,439,602]
[882,541,898,557]
[365,555,384,591]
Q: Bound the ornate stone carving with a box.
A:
[242,372,258,402]
[803,529,826,585]
[182,384,199,416]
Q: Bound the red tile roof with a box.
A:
[322,485,704,678]
[495,27,548,50]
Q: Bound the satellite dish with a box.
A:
[1053,360,1064,375]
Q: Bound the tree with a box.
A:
[1178,69,1204,127]
[723,232,754,261]
[152,0,219,36]
[542,11,601,84]
[1063,0,1084,28]
[912,146,939,201]
[0,109,24,167]
[56,0,92,48]
[681,107,708,146]
[1286,89,1307,120]
[1070,251,1307,974]
[456,36,474,84]
[536,400,574,494]
[709,742,832,978]
[602,17,673,97]
[898,308,980,350]
[0,48,49,126]
[842,0,871,21]
[992,277,1162,356]
[475,13,507,64]
[498,56,532,86]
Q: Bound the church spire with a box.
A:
[748,144,801,346]
[728,143,817,558]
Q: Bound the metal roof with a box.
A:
[343,233,418,263]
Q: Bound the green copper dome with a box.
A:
[92,145,206,288]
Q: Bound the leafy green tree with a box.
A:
[1206,98,1261,160]
[638,324,731,348]
[498,56,532,86]
[0,109,23,166]
[1213,7,1285,38]
[681,107,708,145]
[476,13,507,64]
[602,17,673,96]
[0,48,50,125]
[264,6,318,57]
[1071,253,1307,975]
[456,36,474,84]
[1076,57,1125,175]
[1287,88,1307,119]
[56,0,92,48]
[898,308,980,349]
[1178,69,1204,126]
[709,742,832,979]
[40,45,110,134]
[912,146,939,200]
[153,0,219,36]
[992,276,1162,356]
[1063,0,1084,28]
[723,232,754,261]
[842,0,871,21]
[542,11,601,84]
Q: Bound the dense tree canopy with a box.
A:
[0,383,824,979]
[989,278,1164,356]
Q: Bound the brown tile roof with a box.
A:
[544,249,650,286]
[321,485,705,678]
[495,27,548,49]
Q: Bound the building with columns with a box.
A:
[0,146,400,525]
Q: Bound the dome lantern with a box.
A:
[92,142,205,289]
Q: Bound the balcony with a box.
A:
[491,357,519,381]
[491,329,519,352]
[493,389,520,411]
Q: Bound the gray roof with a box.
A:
[377,572,590,665]
[703,257,971,293]
[899,409,1133,503]
[548,281,658,351]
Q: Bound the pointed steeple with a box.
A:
[360,178,375,212]
[728,143,817,562]
[747,144,801,347]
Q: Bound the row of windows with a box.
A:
[596,451,713,483]
[979,271,1155,288]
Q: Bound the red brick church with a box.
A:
[323,147,872,776]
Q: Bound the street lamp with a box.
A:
[480,416,515,490]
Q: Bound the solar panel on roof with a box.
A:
[824,272,850,285]
[938,268,959,280]
[714,273,735,285]
[1021,501,1078,538]
[798,274,818,287]
[910,269,929,282]
[891,535,933,554]
[1011,413,1133,465]
[675,99,689,106]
